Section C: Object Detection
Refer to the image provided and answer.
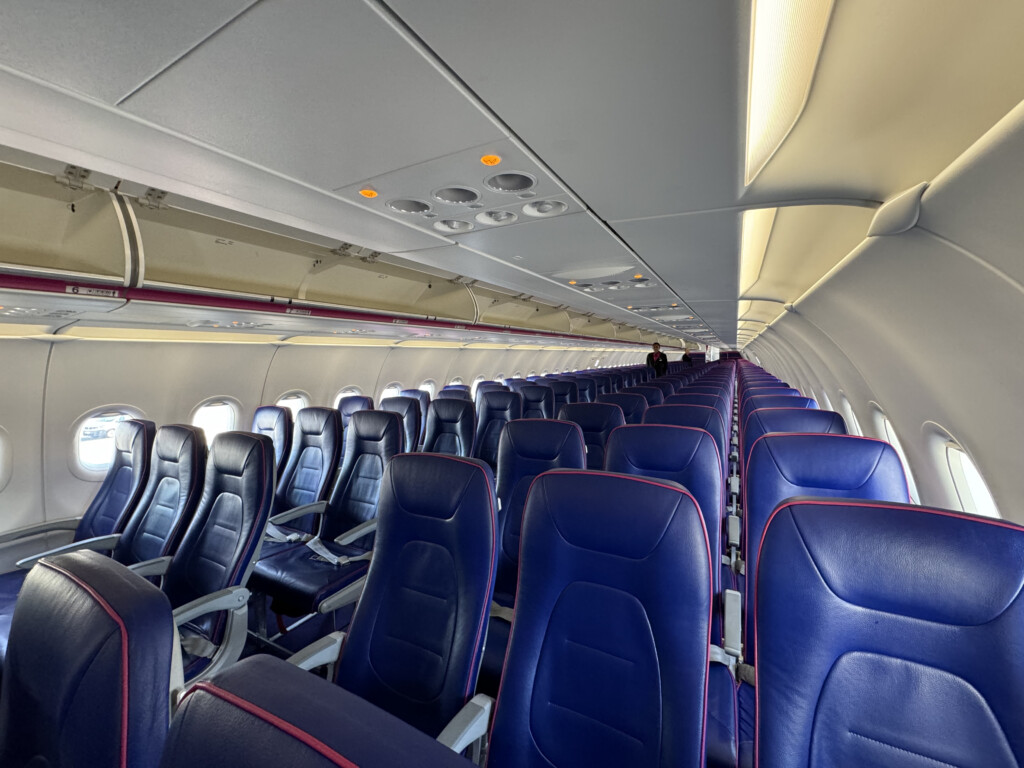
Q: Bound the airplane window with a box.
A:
[838,393,862,436]
[333,387,362,408]
[946,442,1000,518]
[471,375,487,397]
[380,382,402,401]
[419,380,437,397]
[448,377,464,385]
[495,372,505,382]
[871,407,920,504]
[542,369,549,375]
[512,371,522,378]
[191,399,237,443]
[75,408,142,472]
[274,391,309,419]
[528,370,537,376]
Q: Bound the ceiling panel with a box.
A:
[0,0,252,103]
[388,0,747,221]
[120,0,505,190]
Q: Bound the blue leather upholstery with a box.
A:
[442,384,471,392]
[0,551,173,768]
[251,405,292,479]
[505,379,529,395]
[436,388,472,402]
[739,386,799,406]
[740,407,847,473]
[756,500,1024,768]
[597,392,647,424]
[473,391,523,469]
[337,395,373,431]
[623,385,665,406]
[573,376,596,402]
[400,389,430,446]
[487,470,712,768]
[78,418,156,541]
[520,385,554,419]
[590,374,612,395]
[250,410,403,617]
[644,404,729,485]
[274,407,342,534]
[162,655,471,768]
[475,382,509,399]
[556,403,625,470]
[648,379,676,397]
[422,399,475,457]
[164,432,275,678]
[739,395,817,434]
[665,392,730,441]
[606,372,624,392]
[743,434,909,664]
[548,380,579,412]
[334,454,497,737]
[379,396,420,455]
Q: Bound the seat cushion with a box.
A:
[249,541,371,617]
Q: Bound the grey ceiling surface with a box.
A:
[0,0,255,104]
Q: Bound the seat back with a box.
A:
[494,420,586,604]
[473,391,523,469]
[487,471,712,768]
[442,384,471,392]
[505,379,529,395]
[275,407,342,532]
[665,392,730,435]
[251,405,292,479]
[475,382,508,399]
[597,392,647,424]
[400,389,431,446]
[648,379,676,397]
[573,376,596,403]
[379,396,421,456]
[743,434,909,662]
[556,403,625,470]
[604,425,723,597]
[337,396,374,431]
[0,551,174,768]
[740,385,798,405]
[740,395,817,433]
[590,374,612,395]
[548,379,579,412]
[77,418,156,541]
[757,500,1024,768]
[741,407,847,472]
[335,454,497,737]
[643,404,729,483]
[435,388,472,402]
[422,399,475,457]
[114,424,207,566]
[164,432,275,645]
[623,385,665,406]
[519,385,554,419]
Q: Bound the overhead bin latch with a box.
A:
[56,164,91,191]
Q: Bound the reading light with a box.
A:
[481,154,502,166]
[358,186,378,199]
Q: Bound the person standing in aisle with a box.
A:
[646,342,668,377]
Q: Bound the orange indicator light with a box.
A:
[568,280,577,285]
[358,187,378,199]
[480,154,502,166]
[633,273,643,279]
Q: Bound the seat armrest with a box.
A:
[437,694,494,754]
[128,555,173,578]
[173,587,250,627]
[16,533,121,570]
[333,519,376,546]
[285,630,346,671]
[269,500,328,526]
[0,517,80,546]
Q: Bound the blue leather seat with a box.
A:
[740,395,817,435]
[337,395,374,431]
[250,410,403,619]
[756,500,1024,768]
[740,407,847,474]
[379,396,420,454]
[739,386,799,406]
[647,379,676,397]
[478,419,586,696]
[606,372,624,392]
[422,399,475,457]
[590,374,612,395]
[622,385,665,406]
[666,392,730,440]
[644,404,729,486]
[162,654,472,768]
[442,384,471,392]
[435,388,472,402]
[473,391,522,469]
[487,470,712,767]
[166,431,275,680]
[573,376,596,402]
[506,379,530,395]
[475,382,508,399]
[400,389,430,447]
[0,551,174,768]
[597,392,647,424]
[686,385,735,414]
[332,453,497,736]
[251,405,292,479]
[272,407,342,535]
[520,385,554,419]
[548,379,579,412]
[743,434,909,665]
[556,403,625,469]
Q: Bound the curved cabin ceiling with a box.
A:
[0,0,1022,348]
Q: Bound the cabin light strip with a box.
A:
[745,0,835,185]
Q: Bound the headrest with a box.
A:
[210,432,275,477]
[748,434,907,492]
[665,393,722,406]
[251,405,290,435]
[436,389,472,401]
[549,380,578,396]
[154,424,205,463]
[624,386,665,406]
[114,418,155,454]
[379,396,418,419]
[745,408,847,442]
[606,424,718,477]
[520,385,551,401]
[385,454,494,521]
[296,407,342,437]
[430,398,474,423]
[479,390,522,413]
[400,388,429,404]
[338,396,374,418]
[501,420,585,463]
[349,409,403,444]
[742,386,800,402]
[743,395,817,415]
[442,384,471,392]
[557,403,625,430]
[643,404,720,431]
